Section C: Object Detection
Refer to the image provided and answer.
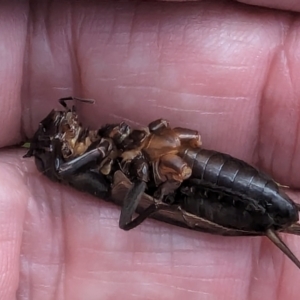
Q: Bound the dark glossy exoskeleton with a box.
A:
[24,97,300,269]
[180,148,299,235]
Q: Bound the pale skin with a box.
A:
[1,0,300,299]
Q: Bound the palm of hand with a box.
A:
[1,1,300,299]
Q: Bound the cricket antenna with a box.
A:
[58,96,95,109]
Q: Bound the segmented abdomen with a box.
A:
[190,149,270,198]
[180,148,298,230]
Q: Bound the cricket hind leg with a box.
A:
[119,179,172,231]
[119,153,155,230]
[120,202,160,231]
[119,180,147,230]
[266,229,300,269]
[120,201,169,231]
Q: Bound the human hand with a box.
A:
[1,1,300,299]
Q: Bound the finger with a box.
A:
[237,0,300,12]
[0,1,28,148]
[161,0,300,13]
[0,150,28,299]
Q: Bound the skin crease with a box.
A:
[2,0,300,299]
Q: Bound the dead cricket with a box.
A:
[23,97,300,269]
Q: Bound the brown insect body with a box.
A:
[24,97,300,269]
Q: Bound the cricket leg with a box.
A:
[173,127,202,148]
[120,202,172,231]
[51,138,111,176]
[119,179,147,230]
[119,155,150,229]
[153,154,192,200]
[148,119,170,132]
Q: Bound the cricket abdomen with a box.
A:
[180,148,299,232]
